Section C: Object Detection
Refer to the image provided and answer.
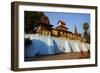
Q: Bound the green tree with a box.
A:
[24,11,45,33]
[83,22,90,43]
[83,22,89,31]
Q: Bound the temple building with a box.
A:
[33,16,86,43]
[52,20,68,38]
[35,16,53,35]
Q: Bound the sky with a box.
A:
[44,12,90,34]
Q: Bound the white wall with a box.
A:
[0,0,99,73]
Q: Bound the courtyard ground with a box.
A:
[25,52,90,61]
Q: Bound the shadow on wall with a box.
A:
[53,40,63,54]
[24,39,59,58]
[24,36,90,61]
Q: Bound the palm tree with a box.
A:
[83,22,89,31]
[83,22,90,43]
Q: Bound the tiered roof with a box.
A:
[56,20,68,32]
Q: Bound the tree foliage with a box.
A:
[83,22,89,31]
[24,11,45,33]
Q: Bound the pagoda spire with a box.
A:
[74,25,77,35]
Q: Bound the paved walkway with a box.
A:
[25,52,90,61]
